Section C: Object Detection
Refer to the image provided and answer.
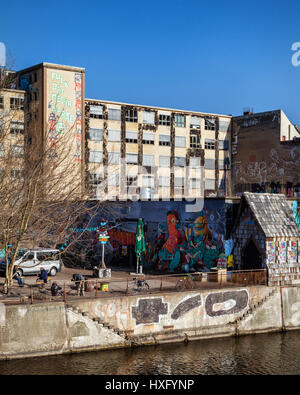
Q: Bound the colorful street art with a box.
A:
[279,241,287,263]
[141,204,226,272]
[288,241,298,263]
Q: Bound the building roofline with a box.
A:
[85,98,232,118]
[17,62,85,74]
[233,109,281,119]
[0,87,25,94]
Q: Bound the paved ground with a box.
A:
[0,265,250,304]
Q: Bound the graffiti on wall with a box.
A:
[74,72,82,162]
[205,290,248,317]
[233,146,300,195]
[141,203,226,272]
[171,295,202,320]
[130,291,249,325]
[132,298,168,325]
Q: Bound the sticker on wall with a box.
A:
[279,241,287,263]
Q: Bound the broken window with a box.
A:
[127,176,138,187]
[190,132,201,148]
[142,132,155,145]
[205,118,216,130]
[159,134,170,146]
[125,109,138,122]
[89,173,103,185]
[108,108,121,121]
[10,97,24,110]
[89,128,103,141]
[90,104,103,119]
[174,114,186,128]
[190,116,201,129]
[125,131,138,144]
[204,138,215,150]
[10,145,24,158]
[10,121,24,135]
[159,114,171,126]
[10,169,24,180]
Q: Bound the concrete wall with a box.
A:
[1,285,300,360]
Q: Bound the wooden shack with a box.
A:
[231,192,300,286]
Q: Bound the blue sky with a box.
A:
[1,0,300,124]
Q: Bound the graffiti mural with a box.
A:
[139,200,227,272]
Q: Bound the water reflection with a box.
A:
[0,331,300,375]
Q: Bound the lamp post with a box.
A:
[98,232,110,270]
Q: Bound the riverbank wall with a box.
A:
[1,285,300,360]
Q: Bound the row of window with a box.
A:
[89,173,222,190]
[0,144,24,158]
[0,97,25,111]
[89,128,229,149]
[89,151,229,169]
[89,104,230,130]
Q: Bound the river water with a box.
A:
[1,330,300,375]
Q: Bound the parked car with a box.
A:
[0,248,63,277]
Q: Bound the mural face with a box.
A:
[140,202,226,272]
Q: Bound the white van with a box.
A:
[11,249,62,276]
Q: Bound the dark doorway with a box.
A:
[241,237,262,270]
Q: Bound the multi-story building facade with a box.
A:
[85,99,232,200]
[231,109,300,197]
[0,61,232,201]
[0,86,25,183]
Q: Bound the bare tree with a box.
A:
[0,68,120,291]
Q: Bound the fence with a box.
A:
[1,268,268,305]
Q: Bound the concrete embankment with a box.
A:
[1,285,300,360]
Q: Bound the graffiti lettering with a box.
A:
[171,295,201,320]
[205,290,248,317]
[132,298,168,325]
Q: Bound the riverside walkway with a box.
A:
[0,266,267,305]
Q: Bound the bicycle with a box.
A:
[131,277,150,292]
[175,274,194,291]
